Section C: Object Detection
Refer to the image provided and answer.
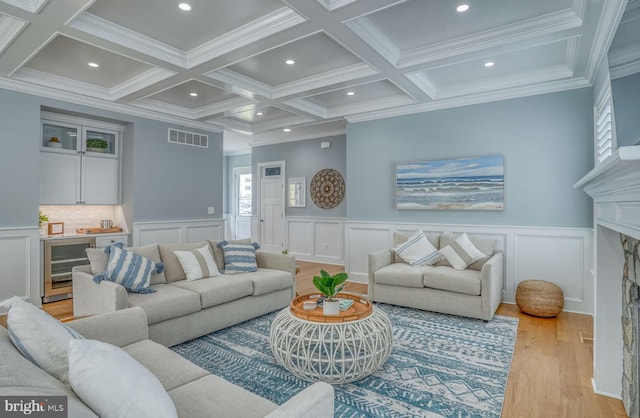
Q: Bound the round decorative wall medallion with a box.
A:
[310,168,345,209]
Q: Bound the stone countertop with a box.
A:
[40,231,129,241]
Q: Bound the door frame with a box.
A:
[233,165,252,240]
[256,160,285,249]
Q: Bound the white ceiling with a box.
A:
[0,0,636,155]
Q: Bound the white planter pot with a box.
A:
[39,226,47,237]
[323,300,340,316]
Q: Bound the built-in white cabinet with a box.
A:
[39,112,123,205]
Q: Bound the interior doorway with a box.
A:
[257,161,285,253]
[233,166,252,240]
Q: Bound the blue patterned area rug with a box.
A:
[171,304,518,417]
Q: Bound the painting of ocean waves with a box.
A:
[396,156,504,210]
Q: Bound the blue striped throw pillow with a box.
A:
[216,240,260,274]
[93,243,164,293]
[394,230,441,266]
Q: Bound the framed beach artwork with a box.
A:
[396,155,504,210]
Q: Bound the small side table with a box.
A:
[269,294,392,384]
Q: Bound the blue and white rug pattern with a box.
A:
[171,304,518,417]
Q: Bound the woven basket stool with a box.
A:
[515,279,564,317]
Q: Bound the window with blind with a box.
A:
[594,85,616,165]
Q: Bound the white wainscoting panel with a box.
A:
[286,217,345,264]
[0,228,41,307]
[344,222,594,314]
[133,219,225,246]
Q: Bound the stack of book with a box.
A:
[338,298,354,310]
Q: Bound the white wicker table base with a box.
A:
[269,306,393,384]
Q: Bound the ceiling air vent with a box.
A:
[168,128,208,148]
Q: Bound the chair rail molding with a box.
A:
[285,216,345,265]
[0,227,41,307]
[344,221,594,315]
[133,219,225,246]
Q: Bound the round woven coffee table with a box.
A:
[269,293,392,384]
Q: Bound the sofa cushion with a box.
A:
[87,243,166,284]
[374,263,435,288]
[171,276,254,308]
[173,244,221,281]
[209,238,251,271]
[231,268,293,296]
[423,266,482,296]
[68,339,178,418]
[393,230,441,266]
[393,231,440,264]
[122,340,208,391]
[168,375,277,418]
[0,328,97,418]
[127,284,201,324]
[438,232,496,271]
[0,296,84,383]
[158,242,210,283]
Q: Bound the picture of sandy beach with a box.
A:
[396,156,504,210]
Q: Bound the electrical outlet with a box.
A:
[207,207,215,215]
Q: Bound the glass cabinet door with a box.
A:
[42,121,80,152]
[83,127,118,157]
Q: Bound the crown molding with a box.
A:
[210,118,253,134]
[12,67,111,99]
[565,36,580,73]
[273,63,378,98]
[0,76,224,132]
[68,13,186,68]
[345,18,400,67]
[326,94,415,118]
[0,14,26,55]
[111,67,176,100]
[186,7,306,68]
[610,59,640,79]
[192,97,256,120]
[405,72,438,98]
[398,8,583,68]
[206,69,273,98]
[584,0,628,82]
[283,98,328,118]
[249,123,346,147]
[1,0,47,13]
[346,77,590,123]
[316,0,358,12]
[608,42,640,67]
[129,99,195,119]
[252,114,314,133]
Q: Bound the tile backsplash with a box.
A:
[39,205,119,233]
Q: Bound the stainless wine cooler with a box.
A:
[43,237,95,303]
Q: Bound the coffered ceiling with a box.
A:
[0,0,634,154]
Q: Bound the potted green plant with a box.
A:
[38,210,49,236]
[313,269,348,316]
[86,138,108,153]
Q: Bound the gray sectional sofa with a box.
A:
[368,231,504,321]
[73,239,296,346]
[0,307,334,418]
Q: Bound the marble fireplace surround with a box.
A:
[575,145,640,417]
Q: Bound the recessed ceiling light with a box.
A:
[189,92,198,97]
[347,91,355,96]
[456,4,469,12]
[484,61,495,68]
[285,59,295,65]
[283,128,291,132]
[256,112,263,116]
[178,3,191,11]
[87,62,99,68]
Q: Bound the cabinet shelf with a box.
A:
[51,257,88,264]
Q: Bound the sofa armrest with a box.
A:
[368,249,394,301]
[480,252,504,321]
[255,252,297,298]
[265,382,334,418]
[66,307,149,347]
[72,269,128,318]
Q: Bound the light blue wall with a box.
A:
[252,135,346,217]
[346,88,594,227]
[0,87,223,228]
[224,153,251,214]
[611,72,640,146]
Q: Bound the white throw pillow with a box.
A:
[438,233,487,270]
[173,244,220,281]
[0,296,84,383]
[68,339,178,418]
[393,230,441,266]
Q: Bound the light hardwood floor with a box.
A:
[2,260,627,417]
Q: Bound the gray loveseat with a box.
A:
[73,239,295,346]
[0,307,334,418]
[368,231,504,321]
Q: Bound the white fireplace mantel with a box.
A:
[575,145,640,240]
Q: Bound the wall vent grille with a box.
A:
[168,128,208,148]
